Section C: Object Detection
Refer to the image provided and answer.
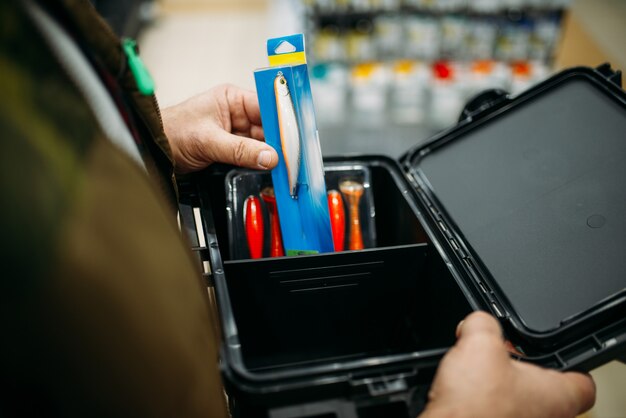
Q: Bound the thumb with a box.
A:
[456,311,503,341]
[205,130,278,170]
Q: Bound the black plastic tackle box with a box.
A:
[177,64,626,418]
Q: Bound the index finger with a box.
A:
[241,88,262,126]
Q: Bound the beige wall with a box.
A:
[159,0,267,12]
[556,0,626,71]
[555,14,608,69]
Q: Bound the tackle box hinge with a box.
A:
[489,300,506,319]
[404,171,421,191]
[409,169,502,314]
[463,258,490,294]
[177,183,216,288]
[462,257,506,316]
[414,186,469,261]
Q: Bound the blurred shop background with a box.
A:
[92,0,626,160]
[94,1,626,417]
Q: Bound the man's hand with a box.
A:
[420,312,596,418]
[162,84,278,173]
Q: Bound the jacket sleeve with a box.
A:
[0,2,228,416]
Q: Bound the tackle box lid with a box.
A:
[402,64,626,351]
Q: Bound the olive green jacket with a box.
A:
[0,1,227,416]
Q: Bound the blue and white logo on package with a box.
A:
[254,34,334,256]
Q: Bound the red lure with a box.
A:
[260,187,284,257]
[244,195,264,259]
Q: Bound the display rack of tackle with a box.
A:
[298,0,571,131]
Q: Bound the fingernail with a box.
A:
[257,150,272,169]
[455,320,465,338]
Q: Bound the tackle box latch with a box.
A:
[350,370,417,397]
[458,88,512,123]
[366,377,408,396]
[595,63,622,88]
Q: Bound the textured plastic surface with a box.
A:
[416,74,626,333]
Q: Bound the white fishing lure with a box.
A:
[274,72,301,198]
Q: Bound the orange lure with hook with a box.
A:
[339,180,364,250]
